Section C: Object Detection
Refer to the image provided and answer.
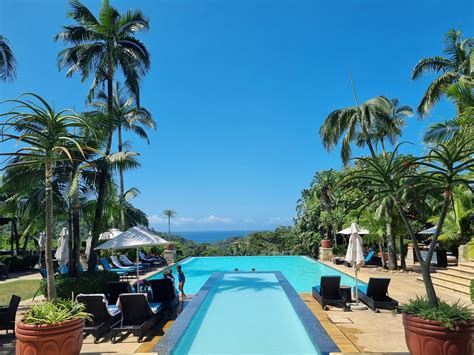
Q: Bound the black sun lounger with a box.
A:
[106,281,132,305]
[312,276,349,311]
[149,279,179,318]
[0,295,21,335]
[110,293,163,343]
[357,277,398,312]
[76,294,121,343]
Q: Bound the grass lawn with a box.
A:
[0,279,40,305]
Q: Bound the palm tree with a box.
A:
[412,29,473,116]
[56,0,150,271]
[0,93,93,299]
[162,209,177,236]
[0,35,16,81]
[319,95,394,165]
[92,82,155,227]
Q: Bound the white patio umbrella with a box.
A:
[338,223,370,235]
[418,226,437,235]
[55,227,69,267]
[99,228,123,241]
[94,226,168,291]
[85,231,93,259]
[342,223,368,310]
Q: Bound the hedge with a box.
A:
[0,255,38,271]
[40,270,120,299]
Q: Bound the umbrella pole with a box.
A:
[355,268,359,305]
[136,248,140,293]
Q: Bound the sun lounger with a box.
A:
[110,293,163,343]
[99,257,133,276]
[149,279,179,318]
[357,277,398,312]
[0,262,9,280]
[139,251,166,266]
[106,281,132,305]
[0,295,21,335]
[312,276,349,311]
[110,256,142,272]
[76,294,122,343]
[119,254,151,271]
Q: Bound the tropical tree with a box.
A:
[320,95,395,165]
[412,29,473,116]
[92,82,155,227]
[162,209,177,236]
[0,93,93,299]
[347,138,474,305]
[56,0,151,271]
[0,35,16,82]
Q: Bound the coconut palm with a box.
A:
[412,29,473,116]
[319,95,395,165]
[0,93,93,299]
[0,35,16,81]
[162,209,177,236]
[56,0,151,270]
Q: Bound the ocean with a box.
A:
[174,230,264,244]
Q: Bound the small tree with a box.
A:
[0,93,93,299]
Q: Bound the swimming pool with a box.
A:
[155,272,339,354]
[148,255,359,294]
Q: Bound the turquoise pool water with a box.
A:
[173,272,322,354]
[148,256,359,294]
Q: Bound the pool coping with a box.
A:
[154,271,340,355]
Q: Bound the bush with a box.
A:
[40,270,119,299]
[0,254,38,271]
[401,296,472,330]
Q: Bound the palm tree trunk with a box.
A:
[72,189,81,277]
[45,161,56,300]
[378,239,387,269]
[118,123,125,229]
[68,209,73,276]
[386,199,397,270]
[399,234,406,270]
[381,139,387,157]
[168,217,171,236]
[88,75,114,273]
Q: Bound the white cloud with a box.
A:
[266,216,292,225]
[243,218,256,223]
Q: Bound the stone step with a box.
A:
[436,269,474,281]
[458,262,474,270]
[417,277,470,295]
[431,273,471,287]
[447,266,474,275]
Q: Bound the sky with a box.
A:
[0,0,472,232]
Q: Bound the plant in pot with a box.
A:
[346,139,474,355]
[16,299,90,355]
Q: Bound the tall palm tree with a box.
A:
[92,82,155,227]
[0,35,16,81]
[0,93,92,299]
[162,209,177,236]
[319,94,394,165]
[56,0,150,271]
[412,29,473,116]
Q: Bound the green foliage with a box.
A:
[23,298,91,325]
[40,271,119,300]
[0,254,38,271]
[401,297,472,330]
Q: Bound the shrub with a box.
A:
[23,299,91,325]
[401,296,472,330]
[0,254,38,271]
[40,271,119,299]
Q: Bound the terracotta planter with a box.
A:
[16,318,84,355]
[403,313,474,355]
[321,239,332,248]
[166,242,175,250]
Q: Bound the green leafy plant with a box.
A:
[401,297,472,330]
[23,299,91,325]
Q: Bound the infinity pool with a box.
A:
[148,255,359,293]
[156,272,339,354]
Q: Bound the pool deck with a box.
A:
[1,259,471,354]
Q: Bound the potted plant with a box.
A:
[166,242,175,250]
[321,239,332,248]
[16,299,90,355]
[401,297,473,355]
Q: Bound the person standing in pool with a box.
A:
[176,265,186,300]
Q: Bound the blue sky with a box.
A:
[0,0,472,231]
